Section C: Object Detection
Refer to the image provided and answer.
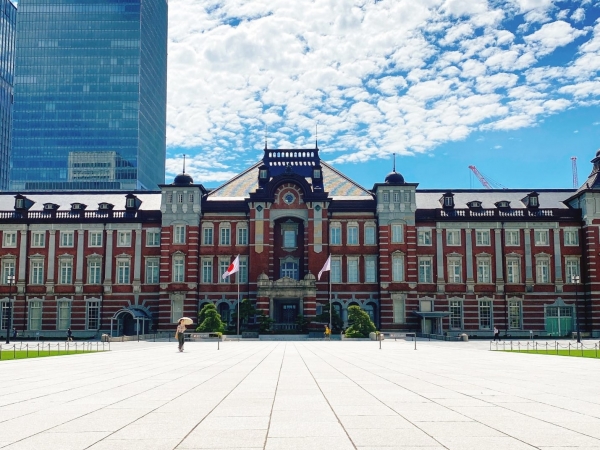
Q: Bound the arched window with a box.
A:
[218,303,231,324]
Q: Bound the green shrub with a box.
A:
[197,306,225,333]
[344,305,376,338]
[197,303,217,328]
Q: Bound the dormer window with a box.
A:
[125,194,141,210]
[313,168,321,179]
[530,196,538,206]
[15,198,24,209]
[14,195,34,211]
[495,201,510,209]
[467,201,482,209]
[126,197,135,208]
[98,202,114,211]
[43,203,59,211]
[525,192,539,208]
[440,192,454,208]
[259,169,268,179]
[71,203,86,211]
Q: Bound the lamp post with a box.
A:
[5,275,14,344]
[572,275,581,344]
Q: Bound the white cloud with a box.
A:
[165,0,600,183]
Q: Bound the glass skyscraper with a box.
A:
[0,0,16,191]
[10,0,167,191]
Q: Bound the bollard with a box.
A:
[26,343,28,357]
[13,345,16,359]
[414,335,417,350]
[510,340,513,351]
[568,343,571,356]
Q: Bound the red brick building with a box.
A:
[1,147,599,338]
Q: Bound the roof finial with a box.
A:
[183,154,186,174]
[315,123,318,149]
[264,123,268,150]
[393,153,396,172]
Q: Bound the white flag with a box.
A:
[318,255,331,280]
[222,255,240,279]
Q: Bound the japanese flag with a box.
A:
[318,255,331,280]
[222,255,240,279]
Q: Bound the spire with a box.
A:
[264,123,268,150]
[315,123,318,149]
[183,154,186,173]
[393,153,396,172]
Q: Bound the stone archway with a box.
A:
[110,307,152,337]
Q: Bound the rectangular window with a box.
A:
[60,231,74,247]
[57,301,71,330]
[174,225,186,244]
[202,259,213,284]
[403,192,410,203]
[3,231,16,248]
[365,226,376,245]
[418,258,433,283]
[564,230,578,246]
[505,230,520,246]
[565,258,580,283]
[88,261,101,285]
[177,193,184,203]
[146,259,159,284]
[393,192,400,202]
[219,260,230,283]
[220,227,230,246]
[365,257,376,283]
[29,301,42,331]
[536,259,550,283]
[87,301,100,330]
[391,224,403,243]
[117,231,131,247]
[477,258,491,283]
[347,258,359,283]
[89,231,103,247]
[418,229,432,246]
[171,298,183,324]
[59,260,73,284]
[507,259,520,283]
[392,254,404,282]
[283,230,296,248]
[508,300,522,329]
[238,258,248,283]
[32,232,45,248]
[146,230,160,247]
[447,258,462,283]
[383,192,389,202]
[476,230,490,246]
[237,227,248,245]
[535,230,549,246]
[330,225,341,245]
[173,257,185,282]
[117,260,130,284]
[449,300,463,329]
[2,261,15,284]
[347,226,358,245]
[1,301,10,330]
[331,258,341,283]
[31,260,44,285]
[447,230,460,246]
[203,227,213,245]
[392,294,405,323]
[478,300,492,330]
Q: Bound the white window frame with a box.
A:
[508,299,522,329]
[449,299,463,330]
[506,258,521,284]
[534,229,549,246]
[505,229,520,246]
[88,259,102,285]
[418,229,432,246]
[238,257,248,283]
[59,259,73,284]
[89,231,103,247]
[117,231,131,247]
[347,257,359,283]
[237,226,248,245]
[57,300,71,330]
[86,301,100,330]
[447,230,460,246]
[392,253,404,282]
[330,224,341,245]
[476,229,490,246]
[418,257,433,283]
[478,299,492,330]
[220,225,231,246]
[145,258,159,284]
[171,298,184,324]
[535,256,550,284]
[30,259,44,285]
[565,257,580,283]
[202,259,213,284]
[219,259,231,283]
[146,230,160,247]
[392,293,405,324]
[3,231,16,248]
[477,257,491,284]
[391,223,404,244]
[2,261,15,285]
[364,225,376,245]
[29,300,43,331]
[60,231,74,248]
[31,232,45,248]
[347,224,359,245]
[116,259,130,284]
[331,257,342,283]
[203,226,214,245]
[174,225,186,245]
[447,257,462,283]
[365,256,377,283]
[564,229,578,246]
[173,255,185,283]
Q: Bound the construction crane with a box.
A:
[571,156,578,188]
[468,165,507,189]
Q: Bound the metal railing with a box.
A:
[0,341,110,360]
[490,340,600,357]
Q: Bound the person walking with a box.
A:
[324,325,331,340]
[66,328,73,341]
[176,319,186,352]
[493,326,500,341]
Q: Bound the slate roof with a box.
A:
[415,189,575,210]
[207,161,373,200]
[0,192,162,211]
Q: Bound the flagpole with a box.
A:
[329,271,332,338]
[237,274,240,337]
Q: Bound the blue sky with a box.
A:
[165,0,600,190]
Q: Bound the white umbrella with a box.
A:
[179,317,193,325]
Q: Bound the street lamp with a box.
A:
[5,275,14,344]
[572,275,581,344]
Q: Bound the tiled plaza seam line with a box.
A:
[332,343,600,439]
[311,344,596,448]
[0,343,177,409]
[173,343,284,450]
[262,343,286,450]
[0,344,266,450]
[0,342,228,424]
[294,343,360,450]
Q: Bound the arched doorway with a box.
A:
[218,302,231,325]
[111,307,152,337]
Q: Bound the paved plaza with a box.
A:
[1,339,600,450]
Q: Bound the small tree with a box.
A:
[197,308,225,333]
[344,305,376,338]
[197,303,218,329]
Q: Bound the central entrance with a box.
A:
[274,298,300,331]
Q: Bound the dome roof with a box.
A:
[257,272,269,281]
[173,173,194,186]
[385,170,405,184]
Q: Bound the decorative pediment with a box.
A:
[506,252,522,258]
[534,252,552,259]
[86,253,103,259]
[28,253,45,259]
[446,252,462,258]
[475,252,492,258]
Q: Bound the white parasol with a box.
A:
[179,317,194,325]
